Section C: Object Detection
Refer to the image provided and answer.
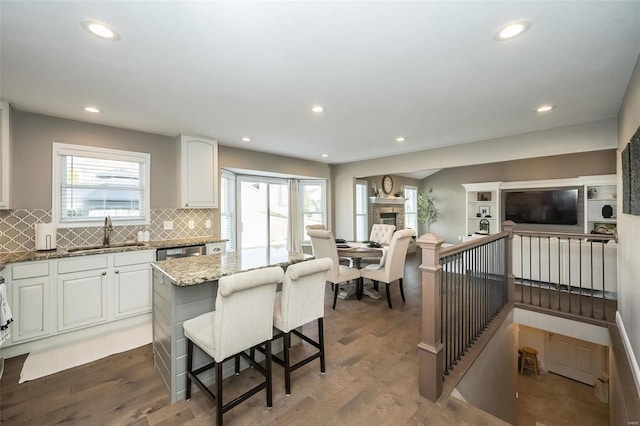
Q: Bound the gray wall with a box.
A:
[617,52,640,396]
[422,150,616,243]
[455,311,518,424]
[12,110,177,208]
[10,110,331,214]
[333,118,618,241]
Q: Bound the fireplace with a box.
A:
[379,212,397,227]
[370,198,405,230]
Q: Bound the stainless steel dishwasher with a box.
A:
[156,244,206,261]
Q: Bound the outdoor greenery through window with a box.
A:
[405,185,418,233]
[53,143,150,227]
[355,180,368,241]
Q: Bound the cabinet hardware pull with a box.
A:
[115,270,119,274]
[102,272,107,275]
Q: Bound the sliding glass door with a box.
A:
[238,177,288,267]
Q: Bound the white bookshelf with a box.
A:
[462,182,501,236]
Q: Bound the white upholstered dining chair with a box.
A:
[307,229,361,309]
[272,257,333,395]
[183,266,284,425]
[360,229,415,308]
[369,224,396,245]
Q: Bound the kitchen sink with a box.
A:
[67,242,144,253]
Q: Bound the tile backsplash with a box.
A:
[0,208,215,252]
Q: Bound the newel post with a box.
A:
[416,232,445,401]
[502,220,516,303]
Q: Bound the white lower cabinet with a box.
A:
[4,249,155,347]
[58,269,108,331]
[113,251,154,318]
[10,261,50,343]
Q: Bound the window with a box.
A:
[355,180,368,241]
[52,143,150,227]
[301,180,326,241]
[405,185,418,233]
[221,170,236,252]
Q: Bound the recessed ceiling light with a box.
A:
[494,20,531,41]
[321,154,328,158]
[536,104,555,113]
[396,137,406,143]
[83,106,101,113]
[311,105,325,113]
[241,137,251,142]
[81,19,121,40]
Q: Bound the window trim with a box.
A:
[52,142,151,228]
[355,179,369,241]
[404,185,418,233]
[300,179,327,243]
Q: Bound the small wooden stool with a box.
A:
[520,346,539,377]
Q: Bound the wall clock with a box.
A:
[382,175,393,195]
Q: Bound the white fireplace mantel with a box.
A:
[369,197,406,205]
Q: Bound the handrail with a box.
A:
[440,230,510,257]
[514,229,616,242]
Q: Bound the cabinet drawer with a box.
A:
[58,255,108,274]
[113,250,155,267]
[12,261,50,280]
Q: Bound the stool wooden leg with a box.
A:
[186,339,193,400]
[520,352,526,373]
[284,332,291,396]
[216,361,223,425]
[318,318,326,374]
[533,354,539,377]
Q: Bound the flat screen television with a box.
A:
[504,189,579,225]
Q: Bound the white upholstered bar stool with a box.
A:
[307,229,360,309]
[272,257,333,395]
[183,266,284,426]
[360,229,414,308]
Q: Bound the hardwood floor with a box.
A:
[0,253,508,425]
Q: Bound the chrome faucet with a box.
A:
[103,215,113,246]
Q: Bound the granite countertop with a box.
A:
[152,252,313,286]
[0,237,227,266]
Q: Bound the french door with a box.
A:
[237,177,289,267]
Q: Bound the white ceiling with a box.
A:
[1,1,639,165]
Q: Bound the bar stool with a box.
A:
[271,258,332,395]
[183,266,284,426]
[520,346,540,377]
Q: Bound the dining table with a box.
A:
[336,242,385,300]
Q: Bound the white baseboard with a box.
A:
[615,311,640,396]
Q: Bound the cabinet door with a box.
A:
[58,270,108,331]
[180,136,218,208]
[11,277,50,342]
[114,264,152,318]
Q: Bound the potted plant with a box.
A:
[417,187,439,233]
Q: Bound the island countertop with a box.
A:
[151,251,313,286]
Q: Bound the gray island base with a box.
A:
[151,251,311,403]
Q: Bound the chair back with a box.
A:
[382,229,415,282]
[279,258,332,330]
[305,224,327,231]
[307,229,340,282]
[369,224,396,245]
[213,266,284,360]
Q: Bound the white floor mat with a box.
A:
[19,322,152,384]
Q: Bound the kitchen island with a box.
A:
[151,251,311,402]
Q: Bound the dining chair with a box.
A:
[271,257,333,395]
[360,229,415,308]
[307,229,361,309]
[361,223,397,267]
[306,224,350,266]
[183,266,284,426]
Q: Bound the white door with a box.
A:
[12,277,50,342]
[114,265,151,318]
[546,332,602,385]
[58,270,108,331]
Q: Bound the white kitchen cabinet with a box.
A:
[205,241,226,255]
[113,250,154,318]
[0,101,11,209]
[10,261,51,343]
[462,182,502,236]
[57,267,108,332]
[178,135,218,208]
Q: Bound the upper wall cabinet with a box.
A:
[0,102,11,209]
[177,135,218,208]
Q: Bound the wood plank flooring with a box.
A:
[0,253,508,425]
